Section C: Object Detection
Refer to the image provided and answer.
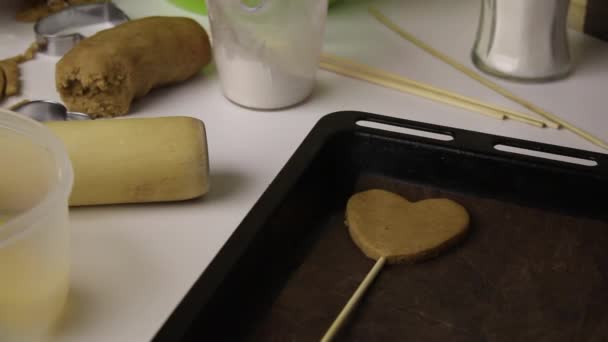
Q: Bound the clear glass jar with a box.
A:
[472,0,572,82]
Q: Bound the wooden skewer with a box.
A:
[320,60,513,122]
[321,257,386,342]
[321,58,556,127]
[321,54,555,128]
[369,6,608,150]
[367,6,561,126]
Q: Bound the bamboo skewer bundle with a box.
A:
[320,54,554,128]
[360,6,608,150]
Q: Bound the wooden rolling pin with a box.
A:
[45,116,210,206]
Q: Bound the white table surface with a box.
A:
[1,0,607,340]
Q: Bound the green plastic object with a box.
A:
[168,0,340,16]
[168,0,207,15]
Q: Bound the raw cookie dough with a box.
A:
[0,68,5,100]
[10,42,40,64]
[346,189,470,264]
[55,16,212,118]
[0,60,20,97]
[0,43,39,100]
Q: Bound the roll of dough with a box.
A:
[56,17,211,118]
[45,116,210,206]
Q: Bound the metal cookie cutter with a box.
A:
[11,100,91,122]
[35,2,130,56]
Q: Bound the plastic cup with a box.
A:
[167,0,340,16]
[207,0,328,109]
[0,110,73,340]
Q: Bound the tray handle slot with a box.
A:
[355,120,454,142]
[346,112,606,173]
[494,143,598,167]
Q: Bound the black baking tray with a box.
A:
[154,111,608,341]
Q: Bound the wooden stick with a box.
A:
[321,54,554,128]
[367,7,561,125]
[321,60,512,121]
[369,7,608,150]
[321,257,386,342]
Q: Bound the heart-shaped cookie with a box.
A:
[346,189,469,264]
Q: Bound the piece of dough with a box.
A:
[56,16,212,118]
[0,42,40,101]
[16,0,104,22]
[346,189,470,264]
[0,68,5,100]
[0,60,20,97]
[12,42,40,64]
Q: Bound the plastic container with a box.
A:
[168,0,340,16]
[0,110,73,340]
[207,0,328,109]
[169,0,208,15]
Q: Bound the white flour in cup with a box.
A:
[208,0,326,109]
